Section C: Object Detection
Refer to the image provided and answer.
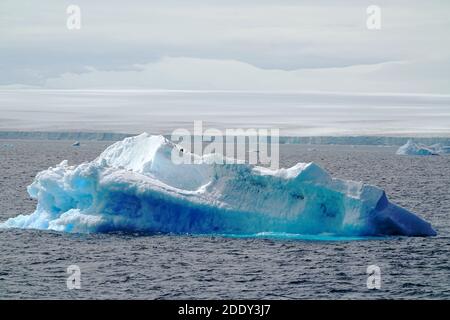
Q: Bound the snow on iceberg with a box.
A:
[1,133,436,237]
[396,140,439,156]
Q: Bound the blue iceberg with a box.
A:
[396,140,439,156]
[1,133,436,237]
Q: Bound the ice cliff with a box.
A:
[0,133,436,237]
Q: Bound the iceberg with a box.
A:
[396,140,438,156]
[1,133,436,237]
[396,140,450,156]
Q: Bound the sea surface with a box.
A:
[0,140,449,299]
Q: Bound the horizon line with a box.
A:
[1,88,450,98]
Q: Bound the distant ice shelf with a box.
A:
[1,130,450,146]
[0,133,436,238]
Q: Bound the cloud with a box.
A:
[1,0,449,93]
[43,56,449,94]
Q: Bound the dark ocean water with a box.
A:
[0,140,449,299]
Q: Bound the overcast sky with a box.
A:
[1,0,449,93]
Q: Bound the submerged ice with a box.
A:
[1,133,436,237]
